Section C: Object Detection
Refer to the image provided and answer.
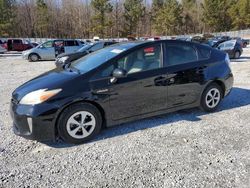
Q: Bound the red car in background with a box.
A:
[6,39,34,51]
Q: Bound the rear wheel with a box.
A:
[28,53,39,62]
[200,83,223,112]
[58,103,102,144]
[234,51,240,59]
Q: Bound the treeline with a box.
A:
[0,0,250,39]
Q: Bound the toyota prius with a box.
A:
[10,40,234,144]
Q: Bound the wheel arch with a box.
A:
[28,53,41,60]
[203,80,226,98]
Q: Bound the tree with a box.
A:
[123,0,145,36]
[229,0,250,30]
[202,0,233,32]
[0,0,15,37]
[153,0,183,35]
[182,0,202,34]
[35,0,49,37]
[91,0,113,38]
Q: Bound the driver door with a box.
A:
[108,43,167,120]
[39,41,55,60]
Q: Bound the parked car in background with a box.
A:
[0,45,7,53]
[22,39,83,61]
[217,40,243,59]
[55,41,117,67]
[6,38,34,51]
[11,40,233,144]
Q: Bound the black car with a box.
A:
[55,41,117,67]
[217,40,243,59]
[11,40,234,144]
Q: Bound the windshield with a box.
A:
[71,43,137,73]
[77,44,92,52]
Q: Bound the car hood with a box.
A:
[12,68,80,101]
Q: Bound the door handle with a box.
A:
[154,76,167,86]
[196,67,204,74]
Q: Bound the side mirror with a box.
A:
[110,68,126,83]
[112,68,126,78]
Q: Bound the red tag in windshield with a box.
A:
[144,47,155,53]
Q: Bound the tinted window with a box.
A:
[65,40,78,46]
[198,46,211,60]
[117,44,162,74]
[13,40,22,44]
[166,43,198,66]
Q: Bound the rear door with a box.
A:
[165,41,205,108]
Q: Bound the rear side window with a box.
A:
[166,43,198,66]
[65,40,78,46]
[198,47,211,60]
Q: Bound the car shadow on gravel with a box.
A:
[44,87,250,148]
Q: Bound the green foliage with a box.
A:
[123,0,145,36]
[91,0,113,38]
[229,0,250,30]
[0,0,15,37]
[202,0,233,32]
[153,0,183,35]
[35,0,49,37]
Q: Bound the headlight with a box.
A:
[57,56,69,63]
[20,88,62,105]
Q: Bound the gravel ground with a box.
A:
[0,48,250,188]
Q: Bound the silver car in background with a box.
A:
[22,39,84,61]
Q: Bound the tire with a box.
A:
[28,53,39,62]
[234,51,240,59]
[58,103,102,144]
[200,83,223,112]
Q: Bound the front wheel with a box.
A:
[200,83,223,112]
[28,54,39,62]
[58,103,102,144]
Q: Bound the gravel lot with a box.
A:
[1,48,250,188]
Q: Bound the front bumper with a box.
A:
[22,53,29,60]
[10,99,59,141]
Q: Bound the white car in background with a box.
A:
[0,45,7,54]
[22,39,84,61]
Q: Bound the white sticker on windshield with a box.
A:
[110,49,125,54]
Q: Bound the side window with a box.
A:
[94,64,114,79]
[13,40,22,44]
[218,43,225,49]
[198,47,211,60]
[118,44,162,74]
[65,40,77,46]
[166,43,198,66]
[43,41,53,48]
[224,42,234,48]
